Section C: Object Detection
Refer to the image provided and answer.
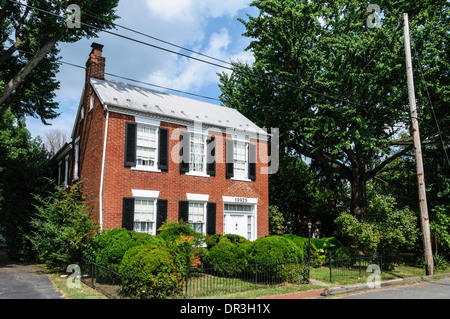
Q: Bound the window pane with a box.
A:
[136,125,157,167]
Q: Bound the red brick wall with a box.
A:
[73,87,106,224]
[99,113,269,238]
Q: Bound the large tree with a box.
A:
[0,0,119,122]
[219,0,449,219]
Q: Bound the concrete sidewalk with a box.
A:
[321,272,450,297]
[0,249,65,299]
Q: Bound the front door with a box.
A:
[224,214,247,238]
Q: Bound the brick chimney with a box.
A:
[86,42,105,80]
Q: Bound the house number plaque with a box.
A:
[235,197,247,203]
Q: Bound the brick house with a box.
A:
[54,43,269,240]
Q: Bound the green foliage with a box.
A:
[29,181,98,271]
[157,219,204,268]
[205,233,250,249]
[84,228,164,267]
[219,0,449,217]
[268,205,285,235]
[248,235,304,265]
[335,194,419,266]
[430,204,450,257]
[119,245,184,299]
[0,0,119,122]
[0,109,52,260]
[201,235,250,275]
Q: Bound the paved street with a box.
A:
[0,249,64,299]
[341,277,450,299]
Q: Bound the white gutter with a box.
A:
[99,105,109,231]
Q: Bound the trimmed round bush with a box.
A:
[205,233,250,249]
[248,236,304,265]
[84,228,164,267]
[119,245,184,299]
[201,236,250,275]
[247,236,305,282]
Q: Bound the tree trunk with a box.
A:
[350,166,367,220]
[0,36,58,108]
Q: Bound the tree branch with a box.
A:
[0,35,58,108]
[366,145,414,180]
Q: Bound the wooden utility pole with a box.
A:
[403,13,434,275]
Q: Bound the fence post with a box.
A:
[91,261,94,288]
[358,256,361,278]
[255,263,258,290]
[329,251,332,282]
[185,267,189,297]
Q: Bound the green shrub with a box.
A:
[282,234,326,267]
[248,236,305,282]
[201,236,250,275]
[30,182,98,271]
[157,220,204,268]
[119,245,184,299]
[85,228,164,267]
[205,233,250,250]
[248,236,303,265]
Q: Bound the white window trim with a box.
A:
[73,137,80,181]
[64,155,69,187]
[89,93,94,111]
[132,190,160,236]
[231,135,250,181]
[132,190,160,198]
[186,193,209,202]
[133,122,160,172]
[57,161,62,185]
[188,200,208,235]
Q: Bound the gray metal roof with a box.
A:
[90,78,266,135]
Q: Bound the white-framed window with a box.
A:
[134,198,156,235]
[73,139,80,180]
[188,201,207,234]
[136,124,158,169]
[233,139,248,178]
[64,155,69,187]
[189,133,206,173]
[57,161,62,185]
[89,93,94,111]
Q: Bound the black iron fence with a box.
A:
[328,254,382,282]
[80,258,125,299]
[185,261,309,298]
[79,254,382,298]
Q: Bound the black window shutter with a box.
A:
[179,131,190,173]
[156,199,168,233]
[248,143,256,181]
[158,128,169,171]
[122,198,135,231]
[178,200,189,222]
[226,138,234,178]
[206,136,216,176]
[206,202,216,236]
[124,122,137,167]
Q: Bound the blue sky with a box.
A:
[26,0,257,142]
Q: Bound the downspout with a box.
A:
[99,105,109,231]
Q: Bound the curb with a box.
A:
[320,272,450,297]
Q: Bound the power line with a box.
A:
[7,0,357,106]
[16,49,222,102]
[411,39,450,167]
[81,10,233,67]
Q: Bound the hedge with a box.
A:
[119,245,184,299]
[84,228,165,267]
